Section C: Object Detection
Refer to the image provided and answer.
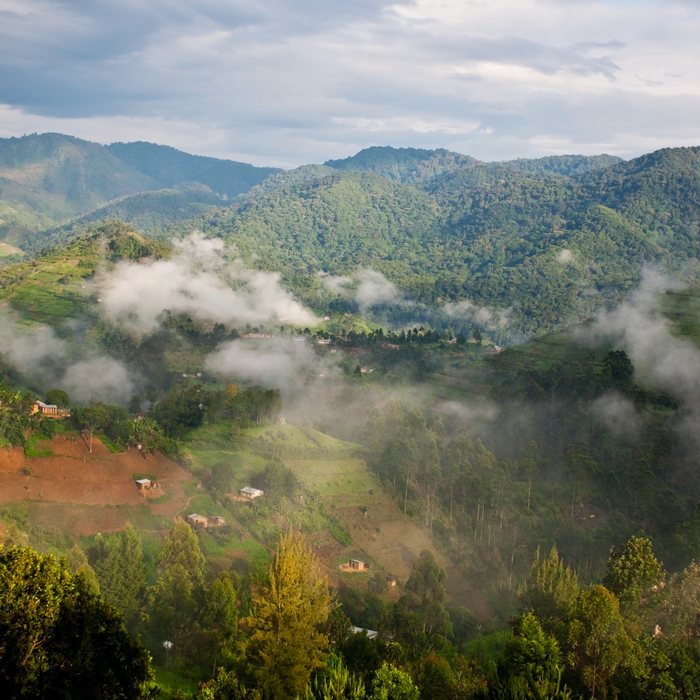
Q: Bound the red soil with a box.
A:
[0,436,192,535]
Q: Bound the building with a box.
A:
[239,486,264,500]
[348,559,367,571]
[135,478,152,491]
[186,513,225,528]
[31,401,71,418]
[351,626,378,639]
[186,513,209,528]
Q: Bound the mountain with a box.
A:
[194,145,700,336]
[325,145,479,184]
[106,141,280,197]
[0,133,279,246]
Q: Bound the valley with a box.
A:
[0,135,699,698]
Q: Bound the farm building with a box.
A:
[387,575,397,588]
[31,401,71,418]
[351,626,378,639]
[135,478,152,491]
[348,559,367,571]
[239,486,264,500]
[186,513,226,529]
[186,513,209,528]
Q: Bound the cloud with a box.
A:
[205,336,339,394]
[0,311,136,403]
[556,248,574,265]
[590,391,641,436]
[97,232,317,334]
[60,356,135,405]
[442,299,512,330]
[318,271,353,295]
[584,269,700,439]
[318,268,405,311]
[355,268,402,310]
[0,0,698,166]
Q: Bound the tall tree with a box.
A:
[603,535,665,608]
[565,585,631,700]
[149,520,207,653]
[0,546,152,698]
[518,545,579,630]
[388,551,452,659]
[243,530,334,699]
[94,524,146,628]
[492,612,571,699]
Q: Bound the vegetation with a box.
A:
[1,138,700,696]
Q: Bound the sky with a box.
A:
[0,0,698,168]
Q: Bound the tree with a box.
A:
[195,668,260,700]
[242,530,334,699]
[65,544,100,595]
[368,663,419,700]
[388,551,452,659]
[659,560,700,642]
[148,519,208,656]
[603,536,665,608]
[45,389,69,407]
[518,545,579,629]
[0,546,152,698]
[304,654,366,699]
[603,350,634,388]
[93,525,146,628]
[566,585,631,699]
[492,612,571,699]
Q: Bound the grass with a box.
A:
[24,436,53,458]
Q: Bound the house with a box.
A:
[240,486,264,500]
[386,575,397,588]
[242,332,274,339]
[351,626,378,639]
[135,478,152,491]
[31,401,71,418]
[348,559,367,571]
[186,513,209,528]
[186,513,225,528]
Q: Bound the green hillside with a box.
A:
[107,141,280,197]
[186,145,700,337]
[0,134,279,247]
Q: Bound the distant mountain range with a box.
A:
[1,133,698,336]
[0,133,279,246]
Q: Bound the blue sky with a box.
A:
[0,0,698,167]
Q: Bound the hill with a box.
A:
[0,133,279,246]
[107,141,280,197]
[188,145,699,337]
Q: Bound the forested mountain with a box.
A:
[0,134,278,246]
[325,145,479,184]
[186,145,699,336]
[1,213,700,696]
[107,141,280,197]
[3,134,700,338]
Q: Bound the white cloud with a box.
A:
[97,232,318,334]
[556,248,574,265]
[0,0,697,166]
[583,270,700,440]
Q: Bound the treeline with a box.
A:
[0,378,280,454]
[361,339,699,589]
[181,146,700,336]
[4,529,700,698]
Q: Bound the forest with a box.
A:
[0,140,699,697]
